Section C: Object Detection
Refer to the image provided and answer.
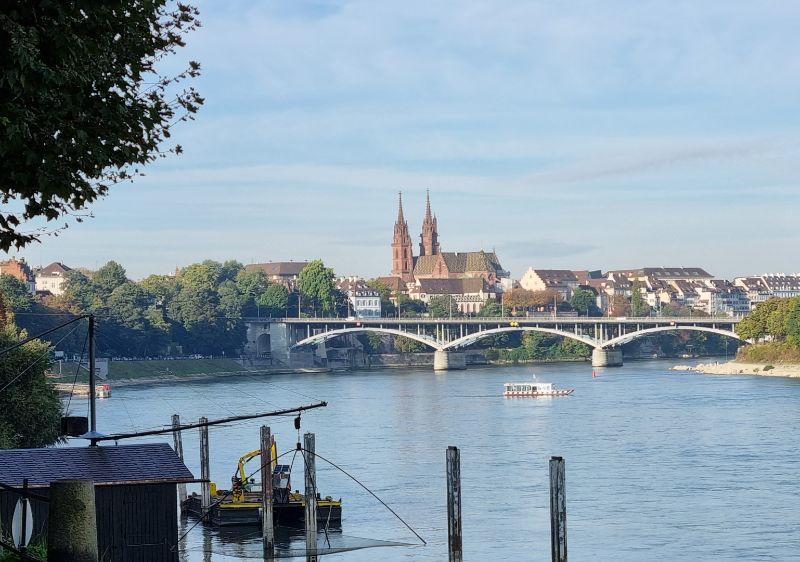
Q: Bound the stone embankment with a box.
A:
[672,361,800,378]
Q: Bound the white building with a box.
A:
[734,274,800,310]
[337,277,381,318]
[519,269,580,299]
[33,262,72,296]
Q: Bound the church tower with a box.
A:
[391,192,414,280]
[419,189,440,256]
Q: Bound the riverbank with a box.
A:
[672,361,800,378]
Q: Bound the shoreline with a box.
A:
[672,361,800,378]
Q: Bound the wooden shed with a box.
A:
[0,442,194,562]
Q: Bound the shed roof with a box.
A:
[0,443,194,488]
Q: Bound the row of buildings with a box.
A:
[0,258,72,296]
[3,192,800,318]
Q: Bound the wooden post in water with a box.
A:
[48,479,98,562]
[304,432,318,562]
[172,414,188,512]
[199,416,211,519]
[550,456,567,562]
[261,426,275,560]
[446,446,463,562]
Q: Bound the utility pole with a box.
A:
[88,314,97,446]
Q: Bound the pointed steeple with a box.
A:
[419,189,440,256]
[392,191,414,280]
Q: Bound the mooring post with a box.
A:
[304,432,318,562]
[261,426,275,560]
[172,414,188,512]
[446,446,463,562]
[48,479,99,562]
[550,456,567,562]
[199,416,211,519]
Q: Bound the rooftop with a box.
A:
[0,443,194,488]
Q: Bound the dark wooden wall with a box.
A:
[1,483,179,562]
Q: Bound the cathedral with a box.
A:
[388,191,507,286]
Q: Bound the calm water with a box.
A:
[78,360,800,560]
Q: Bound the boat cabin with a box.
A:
[504,382,553,394]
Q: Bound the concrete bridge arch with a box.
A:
[599,325,743,349]
[442,326,598,351]
[291,327,442,351]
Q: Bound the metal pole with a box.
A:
[261,426,275,560]
[199,417,210,519]
[172,414,188,512]
[88,314,97,445]
[446,446,463,562]
[550,456,567,562]
[20,478,28,553]
[304,432,318,562]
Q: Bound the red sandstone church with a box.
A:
[378,192,508,313]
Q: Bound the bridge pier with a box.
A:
[434,350,466,371]
[592,348,623,367]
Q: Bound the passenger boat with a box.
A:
[503,378,573,397]
[183,439,342,527]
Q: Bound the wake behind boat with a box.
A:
[503,376,573,397]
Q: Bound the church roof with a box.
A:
[413,251,504,276]
[246,261,309,277]
[416,277,488,295]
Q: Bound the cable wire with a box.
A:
[0,323,83,394]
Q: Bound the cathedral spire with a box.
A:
[419,189,440,256]
[391,191,414,281]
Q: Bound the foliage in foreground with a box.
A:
[0,324,62,448]
[0,1,202,250]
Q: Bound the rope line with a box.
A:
[302,448,427,546]
[64,329,88,414]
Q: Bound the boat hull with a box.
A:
[503,389,574,397]
[183,493,342,527]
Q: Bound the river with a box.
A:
[78,359,800,560]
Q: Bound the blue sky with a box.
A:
[14,0,800,279]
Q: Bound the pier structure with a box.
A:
[244,316,742,369]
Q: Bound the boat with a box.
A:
[183,438,342,527]
[503,377,573,397]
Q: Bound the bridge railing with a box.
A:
[245,315,743,323]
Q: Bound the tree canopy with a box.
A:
[297,260,336,315]
[0,1,203,250]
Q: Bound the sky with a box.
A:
[12,0,800,279]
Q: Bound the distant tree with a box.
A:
[0,325,62,448]
[236,268,269,304]
[61,270,98,311]
[92,261,128,297]
[297,260,336,315]
[0,274,32,311]
[785,297,800,346]
[478,299,504,317]
[258,284,289,317]
[394,336,427,353]
[630,282,650,316]
[736,298,783,341]
[609,294,631,317]
[428,295,458,318]
[0,2,202,251]
[570,287,600,316]
[504,289,561,313]
[399,298,427,317]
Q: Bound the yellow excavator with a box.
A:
[189,437,342,526]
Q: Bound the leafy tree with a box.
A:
[609,294,631,316]
[428,295,458,317]
[736,298,782,341]
[368,279,400,317]
[0,2,202,250]
[236,268,269,303]
[630,282,650,316]
[394,336,427,353]
[297,260,336,315]
[478,299,504,317]
[0,274,32,311]
[61,270,98,311]
[0,325,62,448]
[570,287,600,316]
[786,298,800,346]
[504,289,561,313]
[399,298,427,318]
[258,284,289,317]
[92,261,128,297]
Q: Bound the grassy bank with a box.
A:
[736,342,800,364]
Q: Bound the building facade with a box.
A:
[34,261,72,295]
[245,261,309,289]
[337,277,381,318]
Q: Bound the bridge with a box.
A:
[244,316,743,369]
